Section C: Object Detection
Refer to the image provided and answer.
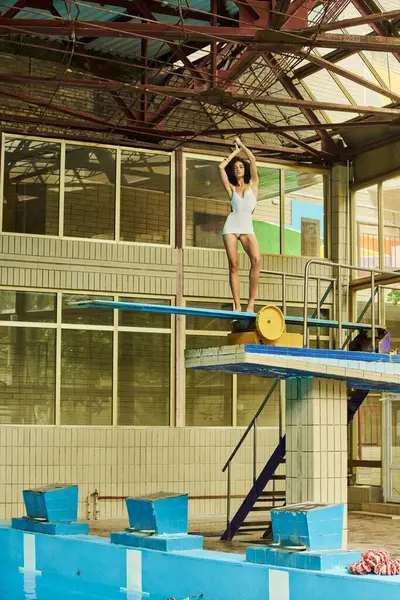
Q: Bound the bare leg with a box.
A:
[239,234,260,312]
[223,234,241,311]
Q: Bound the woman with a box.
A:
[219,137,260,313]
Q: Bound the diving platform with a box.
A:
[185,345,400,393]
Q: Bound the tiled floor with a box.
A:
[89,513,400,557]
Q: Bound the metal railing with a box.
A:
[260,269,335,317]
[303,260,400,350]
[222,379,279,528]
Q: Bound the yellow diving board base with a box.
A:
[227,331,303,348]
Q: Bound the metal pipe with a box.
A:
[333,279,337,349]
[371,271,376,351]
[282,273,287,315]
[222,379,279,471]
[316,277,321,348]
[227,462,231,528]
[303,260,312,347]
[253,420,257,485]
[338,265,342,349]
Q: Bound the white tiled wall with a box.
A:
[0,426,281,521]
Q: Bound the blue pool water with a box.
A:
[0,572,166,600]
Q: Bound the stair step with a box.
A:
[237,525,270,533]
[254,497,286,503]
[259,491,285,498]
[250,504,284,511]
[351,510,400,520]
[271,475,285,480]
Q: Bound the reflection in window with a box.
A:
[61,329,112,425]
[0,290,56,323]
[185,301,233,331]
[355,184,378,270]
[118,297,171,328]
[118,332,170,425]
[284,171,325,257]
[383,177,400,269]
[120,151,170,244]
[253,167,280,254]
[0,326,55,424]
[62,294,113,326]
[64,146,116,239]
[2,138,60,235]
[185,158,229,249]
[185,334,232,426]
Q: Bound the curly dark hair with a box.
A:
[225,157,251,186]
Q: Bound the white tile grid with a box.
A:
[286,379,348,507]
[0,426,280,520]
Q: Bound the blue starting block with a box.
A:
[111,491,203,551]
[12,484,88,535]
[270,502,344,551]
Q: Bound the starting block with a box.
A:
[12,484,88,535]
[111,491,203,551]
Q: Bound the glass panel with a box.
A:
[384,288,400,352]
[390,400,400,501]
[62,294,113,326]
[118,331,170,425]
[61,329,112,425]
[0,290,56,322]
[64,145,116,239]
[0,326,55,424]
[253,166,280,254]
[185,334,232,425]
[237,377,280,427]
[119,297,171,329]
[383,177,400,269]
[185,158,230,249]
[284,171,325,257]
[185,301,233,331]
[120,151,170,244]
[355,184,378,270]
[2,137,60,235]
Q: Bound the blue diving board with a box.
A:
[68,300,372,331]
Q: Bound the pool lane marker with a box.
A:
[269,569,289,600]
[121,548,149,598]
[19,533,42,576]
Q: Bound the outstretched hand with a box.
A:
[234,136,244,148]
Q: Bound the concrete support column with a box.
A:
[286,377,348,543]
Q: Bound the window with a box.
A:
[284,171,325,257]
[184,155,328,257]
[383,177,400,269]
[185,158,229,249]
[0,288,173,426]
[2,138,60,235]
[185,300,232,425]
[61,329,113,425]
[120,151,171,244]
[118,297,171,426]
[64,145,116,239]
[354,184,378,270]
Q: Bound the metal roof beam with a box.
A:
[264,53,338,154]
[296,50,400,103]
[317,8,400,32]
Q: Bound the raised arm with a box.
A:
[235,137,259,190]
[219,143,241,198]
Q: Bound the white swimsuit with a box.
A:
[222,186,257,237]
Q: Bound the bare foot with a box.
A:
[234,304,242,312]
[246,303,255,313]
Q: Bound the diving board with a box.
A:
[68,300,373,331]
